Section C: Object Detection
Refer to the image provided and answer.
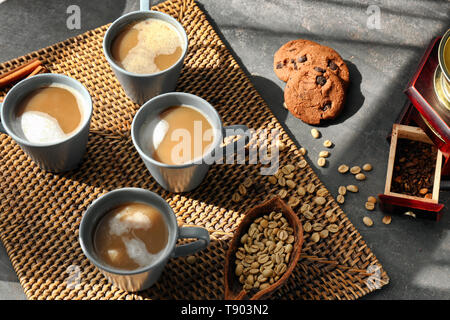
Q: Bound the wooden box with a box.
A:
[379,124,445,221]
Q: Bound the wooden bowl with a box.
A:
[224,196,303,300]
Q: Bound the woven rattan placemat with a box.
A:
[0,0,389,299]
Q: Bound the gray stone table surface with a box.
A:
[0,0,449,300]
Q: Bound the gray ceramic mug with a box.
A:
[131,92,249,193]
[103,0,188,104]
[79,187,210,292]
[0,73,92,173]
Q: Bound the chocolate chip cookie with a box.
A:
[274,39,349,87]
[284,66,345,125]
[273,39,319,82]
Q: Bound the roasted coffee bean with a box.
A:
[391,139,437,198]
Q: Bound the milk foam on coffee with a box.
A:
[111,18,183,74]
[140,105,215,165]
[16,83,85,144]
[94,202,169,270]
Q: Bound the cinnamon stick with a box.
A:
[0,59,42,88]
[25,65,45,79]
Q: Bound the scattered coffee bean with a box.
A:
[337,194,345,204]
[239,184,247,195]
[232,193,241,203]
[382,215,392,225]
[311,129,321,139]
[323,140,333,148]
[338,186,347,195]
[306,183,316,194]
[346,185,359,193]
[243,177,253,188]
[327,224,339,233]
[317,157,326,167]
[311,232,320,243]
[314,196,326,206]
[316,188,328,197]
[350,166,361,174]
[362,163,373,171]
[286,179,296,189]
[320,229,329,239]
[303,221,312,232]
[419,188,428,195]
[355,173,366,181]
[363,216,373,227]
[297,186,306,196]
[278,189,288,199]
[186,256,196,264]
[338,164,349,174]
[288,196,300,207]
[367,196,377,204]
[298,159,307,168]
[365,201,375,211]
[319,151,330,158]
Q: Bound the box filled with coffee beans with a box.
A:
[379,124,445,221]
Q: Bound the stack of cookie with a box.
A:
[274,39,349,125]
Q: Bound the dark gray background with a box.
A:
[0,0,449,300]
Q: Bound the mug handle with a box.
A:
[171,226,210,258]
[0,102,5,134]
[140,0,151,11]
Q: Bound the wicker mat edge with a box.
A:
[0,0,389,300]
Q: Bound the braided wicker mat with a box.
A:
[0,0,389,300]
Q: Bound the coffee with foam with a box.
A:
[140,105,215,165]
[94,202,169,271]
[15,83,86,144]
[111,18,183,74]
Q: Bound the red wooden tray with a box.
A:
[405,37,450,176]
